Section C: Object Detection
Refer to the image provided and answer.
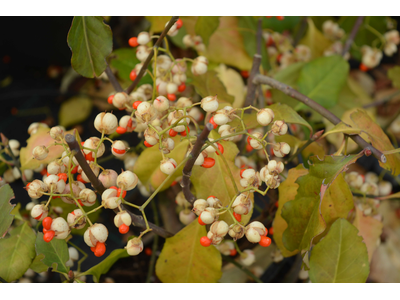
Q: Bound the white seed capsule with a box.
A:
[192,152,205,166]
[28,122,49,135]
[135,101,157,124]
[80,162,100,183]
[33,145,49,160]
[67,209,86,229]
[193,199,209,216]
[125,237,143,256]
[49,126,65,142]
[83,137,105,158]
[27,179,48,199]
[94,112,118,135]
[161,138,175,154]
[365,172,379,184]
[117,171,138,191]
[232,193,251,215]
[44,174,66,194]
[206,196,222,208]
[207,231,223,245]
[98,169,118,189]
[179,210,196,225]
[166,21,179,37]
[245,227,261,243]
[201,95,219,112]
[136,45,151,62]
[183,34,194,47]
[160,158,177,175]
[240,249,255,266]
[114,211,132,228]
[84,223,108,247]
[345,171,364,189]
[79,188,97,206]
[378,181,392,196]
[273,142,290,157]
[47,161,65,175]
[166,82,178,94]
[213,110,230,126]
[137,31,150,45]
[144,126,161,146]
[228,224,245,241]
[153,96,169,112]
[61,182,83,204]
[249,132,264,150]
[200,207,217,224]
[271,120,288,136]
[361,182,379,196]
[175,191,191,207]
[247,221,267,236]
[68,247,79,261]
[268,160,284,174]
[210,220,229,237]
[264,174,280,189]
[191,56,208,75]
[188,107,203,122]
[51,217,70,240]
[31,204,48,221]
[119,115,137,132]
[257,108,274,126]
[112,140,128,157]
[112,92,130,110]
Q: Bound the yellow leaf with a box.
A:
[214,64,246,108]
[299,18,332,59]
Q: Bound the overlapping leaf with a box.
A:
[282,155,360,254]
[156,220,222,283]
[67,17,113,78]
[273,165,307,257]
[0,184,15,238]
[214,64,246,108]
[35,232,69,274]
[275,135,325,160]
[0,222,36,282]
[191,131,253,226]
[195,16,220,46]
[299,18,331,59]
[309,219,369,283]
[59,96,93,128]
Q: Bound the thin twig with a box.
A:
[363,90,400,108]
[342,16,365,56]
[126,16,179,94]
[285,130,324,164]
[182,123,214,204]
[105,64,123,93]
[243,18,263,109]
[253,75,387,163]
[64,133,173,238]
[292,17,308,47]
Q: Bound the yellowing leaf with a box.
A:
[353,206,383,262]
[0,184,15,238]
[321,122,363,139]
[191,131,253,226]
[59,96,93,128]
[20,127,71,171]
[156,220,222,283]
[133,137,189,192]
[214,64,246,108]
[309,219,369,283]
[273,165,307,257]
[195,16,220,46]
[146,16,172,33]
[388,66,400,89]
[299,18,332,59]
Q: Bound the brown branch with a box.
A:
[342,16,365,56]
[292,17,308,47]
[126,16,179,94]
[64,133,173,238]
[105,64,123,93]
[363,90,400,108]
[182,123,214,204]
[243,18,263,109]
[253,75,387,163]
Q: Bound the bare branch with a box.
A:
[342,16,365,56]
[105,64,124,93]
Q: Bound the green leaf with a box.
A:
[353,205,383,262]
[191,131,253,226]
[35,232,69,274]
[169,24,188,49]
[273,165,307,257]
[80,249,129,282]
[275,134,325,161]
[195,16,220,46]
[0,184,15,238]
[146,16,172,33]
[190,70,235,104]
[350,109,400,175]
[20,127,74,171]
[321,122,363,139]
[282,155,361,254]
[0,222,36,282]
[67,16,113,78]
[309,219,369,283]
[29,254,49,273]
[297,55,349,110]
[10,203,22,221]
[262,16,301,33]
[270,62,306,108]
[133,137,189,192]
[299,18,332,59]
[156,220,222,283]
[388,66,400,89]
[59,96,92,128]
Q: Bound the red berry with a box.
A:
[233,212,242,222]
[110,186,118,192]
[209,117,218,129]
[276,16,284,21]
[359,63,369,72]
[241,70,249,78]
[178,83,186,92]
[58,173,67,182]
[90,246,96,252]
[240,169,246,178]
[275,201,279,208]
[132,101,142,109]
[43,228,48,233]
[198,214,206,226]
[277,53,282,63]
[107,95,114,104]
[117,188,126,198]
[128,37,139,47]
[269,227,274,235]
[130,69,137,81]
[259,236,272,247]
[167,94,176,101]
[71,166,78,174]
[200,236,211,247]
[216,143,224,155]
[230,249,237,256]
[360,174,365,182]
[77,174,87,183]
[247,136,252,144]
[85,152,94,162]
[116,126,127,134]
[169,129,178,137]
[42,217,53,230]
[34,212,43,220]
[144,141,153,148]
[201,157,215,168]
[77,199,84,207]
[113,148,126,155]
[40,168,47,176]
[145,247,152,256]
[43,230,55,243]
[94,242,106,257]
[180,127,190,137]
[26,182,31,189]
[270,148,275,156]
[119,224,130,234]
[171,180,178,186]
[176,18,183,29]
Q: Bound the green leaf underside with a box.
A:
[35,232,70,274]
[0,222,36,282]
[297,55,349,110]
[0,184,15,238]
[59,96,93,128]
[309,219,369,283]
[191,131,253,226]
[156,221,222,283]
[195,16,220,46]
[282,155,360,254]
[67,16,113,78]
[29,254,49,273]
[80,249,129,283]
